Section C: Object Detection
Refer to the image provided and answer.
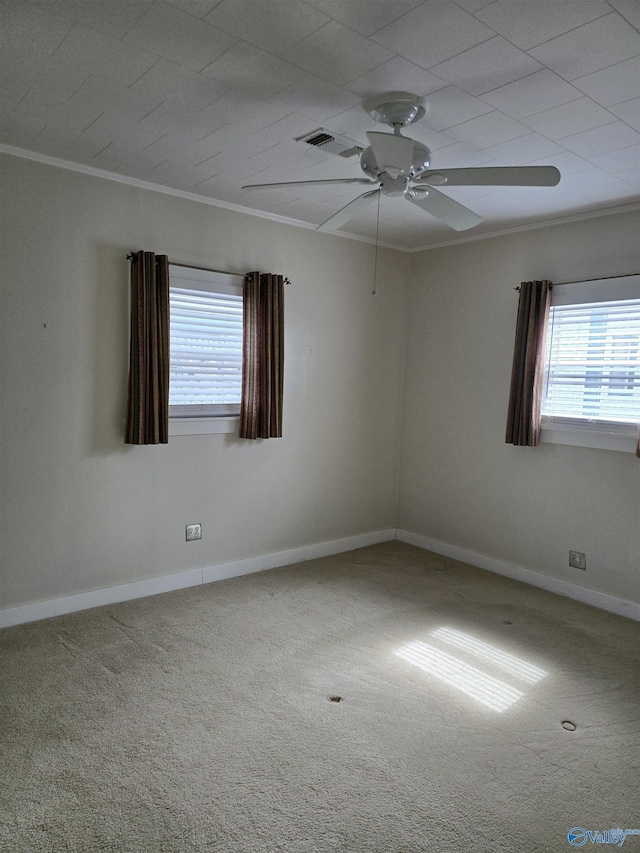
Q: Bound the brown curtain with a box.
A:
[505,280,552,447]
[239,272,284,439]
[124,251,170,445]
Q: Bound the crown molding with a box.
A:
[2,143,637,255]
[0,143,404,252]
[406,200,640,252]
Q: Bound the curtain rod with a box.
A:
[170,259,246,278]
[514,272,639,292]
[126,252,291,284]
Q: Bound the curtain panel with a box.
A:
[239,272,284,440]
[124,251,170,445]
[505,280,552,447]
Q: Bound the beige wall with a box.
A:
[2,153,638,615]
[398,211,640,604]
[0,155,408,609]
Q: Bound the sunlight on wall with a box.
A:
[395,627,547,713]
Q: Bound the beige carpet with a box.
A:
[1,541,639,852]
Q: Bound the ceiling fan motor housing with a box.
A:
[360,139,432,182]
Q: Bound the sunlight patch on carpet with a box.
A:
[396,641,524,712]
[396,628,548,712]
[431,627,547,684]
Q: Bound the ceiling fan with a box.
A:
[242,92,561,233]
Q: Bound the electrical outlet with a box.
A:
[569,550,586,570]
[186,523,202,541]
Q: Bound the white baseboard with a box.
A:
[7,528,633,629]
[202,529,395,584]
[396,529,640,622]
[0,529,395,630]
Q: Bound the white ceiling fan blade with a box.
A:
[415,166,561,187]
[242,178,375,190]
[366,131,414,178]
[407,187,482,231]
[316,189,380,233]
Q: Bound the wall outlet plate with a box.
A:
[186,523,202,541]
[569,550,586,570]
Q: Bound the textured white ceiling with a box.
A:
[1,0,638,250]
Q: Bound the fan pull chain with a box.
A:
[372,189,381,295]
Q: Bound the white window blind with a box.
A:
[168,266,243,419]
[541,276,640,438]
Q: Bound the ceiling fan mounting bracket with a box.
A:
[368,92,426,129]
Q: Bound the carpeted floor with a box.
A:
[1,541,639,852]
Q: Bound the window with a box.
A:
[540,275,640,452]
[168,265,244,436]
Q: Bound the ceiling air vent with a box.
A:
[295,128,364,158]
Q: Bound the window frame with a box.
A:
[168,264,244,437]
[540,274,640,453]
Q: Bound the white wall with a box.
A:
[398,210,640,605]
[0,155,408,610]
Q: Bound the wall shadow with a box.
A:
[90,244,134,456]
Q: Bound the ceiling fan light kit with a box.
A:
[242,92,561,235]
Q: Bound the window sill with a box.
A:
[540,426,637,453]
[169,417,239,436]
